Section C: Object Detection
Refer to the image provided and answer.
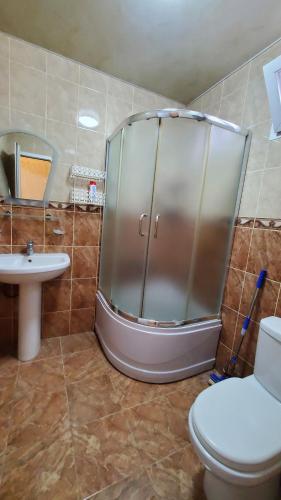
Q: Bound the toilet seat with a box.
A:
[189,375,281,480]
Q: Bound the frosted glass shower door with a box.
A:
[142,118,209,322]
[111,118,159,317]
[186,125,246,320]
[99,131,122,301]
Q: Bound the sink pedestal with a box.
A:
[18,282,42,361]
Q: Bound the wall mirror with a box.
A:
[0,130,58,206]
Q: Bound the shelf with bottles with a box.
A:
[69,165,106,181]
[70,187,105,206]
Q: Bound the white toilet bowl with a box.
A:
[188,317,281,500]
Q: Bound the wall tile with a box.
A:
[266,135,281,169]
[132,88,157,114]
[257,168,281,219]
[0,284,13,318]
[72,247,98,278]
[230,227,251,271]
[42,310,70,338]
[71,279,97,309]
[10,38,46,71]
[10,109,45,136]
[220,306,237,349]
[47,75,78,125]
[219,86,246,126]
[222,65,249,98]
[45,209,74,246]
[201,84,222,115]
[246,121,270,171]
[70,308,95,334]
[223,268,244,311]
[0,56,9,107]
[239,274,279,322]
[107,76,134,103]
[49,164,73,203]
[233,315,259,366]
[47,52,79,83]
[74,212,100,246]
[0,32,9,60]
[79,65,107,93]
[242,76,270,128]
[0,317,13,352]
[247,229,281,282]
[76,128,105,170]
[46,120,77,162]
[78,87,106,133]
[10,62,46,116]
[0,106,9,128]
[0,206,11,245]
[43,279,71,312]
[12,207,44,246]
[215,342,231,372]
[238,170,262,217]
[275,291,281,317]
[106,95,132,135]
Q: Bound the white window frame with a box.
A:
[264,54,281,134]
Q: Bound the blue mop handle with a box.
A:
[256,269,267,289]
[226,269,267,372]
[241,269,267,337]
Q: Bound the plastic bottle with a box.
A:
[89,181,97,202]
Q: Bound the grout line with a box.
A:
[60,339,81,500]
[240,60,251,128]
[8,37,11,125]
[274,283,281,316]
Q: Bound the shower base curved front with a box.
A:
[95,291,221,383]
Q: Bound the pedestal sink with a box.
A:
[0,253,70,361]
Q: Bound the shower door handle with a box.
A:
[138,213,148,237]
[154,214,160,238]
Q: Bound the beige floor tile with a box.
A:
[73,410,143,498]
[0,353,18,377]
[0,332,209,499]
[67,374,121,425]
[61,331,97,354]
[8,388,70,452]
[88,470,158,499]
[63,347,108,384]
[0,371,18,454]
[0,431,78,500]
[17,356,65,395]
[128,394,191,465]
[34,337,62,360]
[147,445,205,500]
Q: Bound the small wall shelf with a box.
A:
[70,165,106,181]
[70,188,105,206]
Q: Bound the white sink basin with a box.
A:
[0,253,70,284]
[0,252,70,362]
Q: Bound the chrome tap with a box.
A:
[26,240,34,256]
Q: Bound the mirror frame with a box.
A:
[0,129,59,207]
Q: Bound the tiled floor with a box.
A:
[0,332,209,499]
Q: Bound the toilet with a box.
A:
[188,316,281,500]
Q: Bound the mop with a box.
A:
[209,269,267,384]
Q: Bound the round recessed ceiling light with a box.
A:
[79,115,99,129]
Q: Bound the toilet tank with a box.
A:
[254,316,281,401]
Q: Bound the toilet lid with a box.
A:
[192,375,281,473]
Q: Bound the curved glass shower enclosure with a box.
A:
[95,109,250,383]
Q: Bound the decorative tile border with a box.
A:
[254,218,281,230]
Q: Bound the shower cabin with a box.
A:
[95,109,250,383]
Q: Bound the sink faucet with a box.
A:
[26,240,34,256]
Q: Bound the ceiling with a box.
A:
[0,0,281,103]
